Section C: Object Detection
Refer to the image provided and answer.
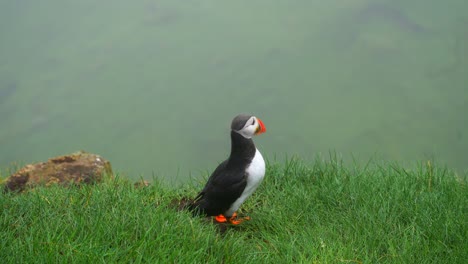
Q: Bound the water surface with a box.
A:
[1,0,467,181]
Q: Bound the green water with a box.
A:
[1,0,467,181]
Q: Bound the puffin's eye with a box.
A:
[251,119,256,126]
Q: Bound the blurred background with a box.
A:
[1,0,467,182]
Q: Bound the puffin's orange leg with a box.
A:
[228,212,251,225]
[215,212,238,223]
[215,214,227,223]
[215,212,251,225]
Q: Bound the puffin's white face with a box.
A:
[234,116,266,139]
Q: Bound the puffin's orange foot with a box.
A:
[228,213,251,225]
[215,214,227,223]
[215,212,238,223]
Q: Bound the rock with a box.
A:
[4,151,113,192]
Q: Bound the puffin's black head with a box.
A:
[231,114,266,139]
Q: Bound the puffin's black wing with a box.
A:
[191,160,247,216]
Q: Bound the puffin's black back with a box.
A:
[190,130,256,216]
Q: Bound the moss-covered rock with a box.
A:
[4,151,113,192]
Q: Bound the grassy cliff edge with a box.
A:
[1,158,466,263]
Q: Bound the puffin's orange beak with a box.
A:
[255,118,266,135]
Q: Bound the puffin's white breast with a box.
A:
[225,149,265,216]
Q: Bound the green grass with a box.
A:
[1,158,466,263]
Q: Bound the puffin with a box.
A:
[190,114,267,225]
